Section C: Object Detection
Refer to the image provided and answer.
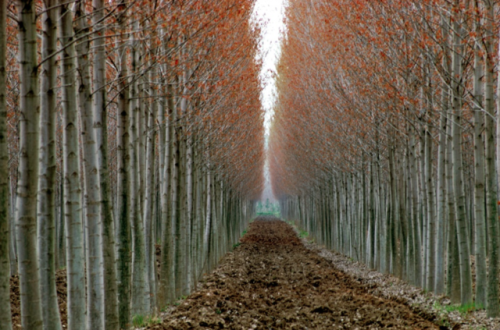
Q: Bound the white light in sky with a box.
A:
[252,0,287,202]
[252,0,287,136]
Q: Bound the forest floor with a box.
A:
[9,216,500,329]
[150,217,442,329]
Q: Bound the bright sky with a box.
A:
[251,0,287,201]
[252,0,287,136]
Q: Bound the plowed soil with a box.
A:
[152,217,440,329]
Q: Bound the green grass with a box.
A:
[430,301,485,328]
[299,230,309,238]
[232,229,248,249]
[256,211,281,217]
[433,301,482,316]
[132,314,162,327]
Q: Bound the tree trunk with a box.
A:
[446,104,461,303]
[435,25,449,292]
[15,0,43,328]
[484,0,500,317]
[143,74,157,314]
[451,1,472,304]
[160,60,175,305]
[92,0,119,327]
[424,124,436,292]
[116,1,132,327]
[59,1,86,327]
[472,4,487,307]
[130,22,149,316]
[75,1,105,328]
[38,1,61,329]
[0,0,12,327]
[203,168,212,272]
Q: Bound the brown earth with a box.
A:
[151,217,441,329]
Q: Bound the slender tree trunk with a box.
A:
[186,135,193,293]
[446,105,461,303]
[203,167,212,272]
[0,0,12,327]
[130,109,148,317]
[472,5,487,307]
[92,0,119,327]
[38,1,61,329]
[143,75,157,314]
[424,123,436,292]
[130,23,149,315]
[59,1,86,327]
[174,122,183,298]
[116,1,132,327]
[451,2,472,304]
[484,0,499,317]
[435,25,449,292]
[171,123,181,296]
[409,131,422,287]
[15,0,43,328]
[75,1,105,328]
[160,61,175,305]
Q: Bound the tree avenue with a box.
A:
[0,0,264,329]
[6,0,500,328]
[271,0,500,317]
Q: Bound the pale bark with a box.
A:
[59,0,86,327]
[144,31,159,311]
[15,0,43,328]
[424,125,436,292]
[446,107,461,303]
[410,132,422,287]
[472,6,487,307]
[0,0,12,327]
[38,1,61,328]
[368,162,375,269]
[435,20,449,292]
[174,122,183,298]
[160,64,175,305]
[203,168,212,272]
[92,0,119,327]
[143,73,157,314]
[74,1,104,327]
[130,23,149,316]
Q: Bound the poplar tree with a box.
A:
[15,0,43,328]
[39,0,61,328]
[0,0,12,327]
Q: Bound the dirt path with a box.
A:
[152,217,439,329]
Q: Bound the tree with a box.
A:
[58,0,86,327]
[15,0,43,328]
[38,0,61,328]
[0,0,12,327]
[74,0,105,327]
[92,0,119,327]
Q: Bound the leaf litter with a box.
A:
[149,217,442,329]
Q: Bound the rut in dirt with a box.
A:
[151,216,440,329]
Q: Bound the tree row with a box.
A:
[270,0,500,316]
[0,0,264,329]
